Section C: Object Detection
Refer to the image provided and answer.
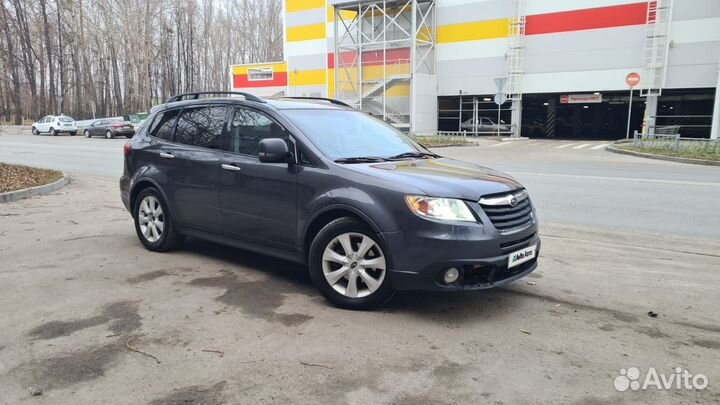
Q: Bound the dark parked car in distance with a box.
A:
[84,118,135,139]
[120,92,540,309]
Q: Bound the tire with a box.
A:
[308,217,395,310]
[50,127,58,136]
[84,130,90,138]
[125,134,133,139]
[133,187,182,252]
[70,131,77,136]
[31,127,38,135]
[105,130,112,139]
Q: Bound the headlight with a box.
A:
[405,196,476,222]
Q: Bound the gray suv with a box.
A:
[120,92,540,310]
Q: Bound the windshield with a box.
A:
[284,109,428,161]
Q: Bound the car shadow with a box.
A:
[179,237,525,321]
[180,237,313,287]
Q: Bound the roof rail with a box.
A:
[165,91,265,104]
[278,96,352,108]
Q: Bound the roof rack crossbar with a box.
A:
[165,91,265,104]
[279,96,352,108]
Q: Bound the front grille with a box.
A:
[479,191,534,233]
[500,232,536,251]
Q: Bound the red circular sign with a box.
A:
[626,72,640,87]
[559,95,569,104]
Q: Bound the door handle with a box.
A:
[221,164,242,172]
[159,152,174,159]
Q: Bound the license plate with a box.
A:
[508,244,537,268]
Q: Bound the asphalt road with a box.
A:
[1,129,719,404]
[2,129,719,238]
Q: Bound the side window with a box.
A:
[174,106,226,149]
[228,107,287,156]
[149,109,180,141]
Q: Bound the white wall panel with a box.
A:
[670,18,720,44]
[437,38,507,61]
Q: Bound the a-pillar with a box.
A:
[511,99,522,137]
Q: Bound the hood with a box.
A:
[345,157,522,201]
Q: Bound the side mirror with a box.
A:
[258,138,291,163]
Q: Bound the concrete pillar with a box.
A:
[711,61,720,139]
[545,98,557,138]
[644,94,659,135]
[511,99,522,137]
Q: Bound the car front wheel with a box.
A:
[84,130,90,138]
[32,127,38,135]
[308,217,395,310]
[133,188,182,252]
[105,130,112,139]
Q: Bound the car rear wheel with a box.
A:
[105,130,112,139]
[50,127,58,136]
[133,188,182,252]
[84,130,90,138]
[70,131,76,136]
[308,217,395,310]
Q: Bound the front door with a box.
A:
[37,117,51,132]
[219,106,298,250]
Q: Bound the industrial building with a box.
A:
[231,0,720,139]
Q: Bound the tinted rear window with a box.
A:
[59,116,74,122]
[149,110,180,141]
[174,106,226,149]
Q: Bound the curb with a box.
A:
[606,146,720,167]
[0,174,69,203]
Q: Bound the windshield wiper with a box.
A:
[334,156,389,164]
[387,151,440,160]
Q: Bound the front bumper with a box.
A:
[381,214,540,291]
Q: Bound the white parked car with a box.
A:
[32,115,78,136]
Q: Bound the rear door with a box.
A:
[219,106,298,249]
[165,105,227,234]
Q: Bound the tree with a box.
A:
[0,0,283,123]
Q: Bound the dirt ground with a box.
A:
[0,175,718,404]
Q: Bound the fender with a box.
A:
[300,202,385,254]
[128,172,176,222]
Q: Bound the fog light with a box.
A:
[444,267,460,284]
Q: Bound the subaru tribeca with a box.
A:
[120,92,540,310]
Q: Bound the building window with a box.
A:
[248,67,274,81]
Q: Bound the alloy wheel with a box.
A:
[322,232,386,298]
[138,195,164,243]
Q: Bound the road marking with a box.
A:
[555,143,574,149]
[591,143,611,150]
[572,143,592,149]
[510,171,720,187]
[489,142,512,147]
